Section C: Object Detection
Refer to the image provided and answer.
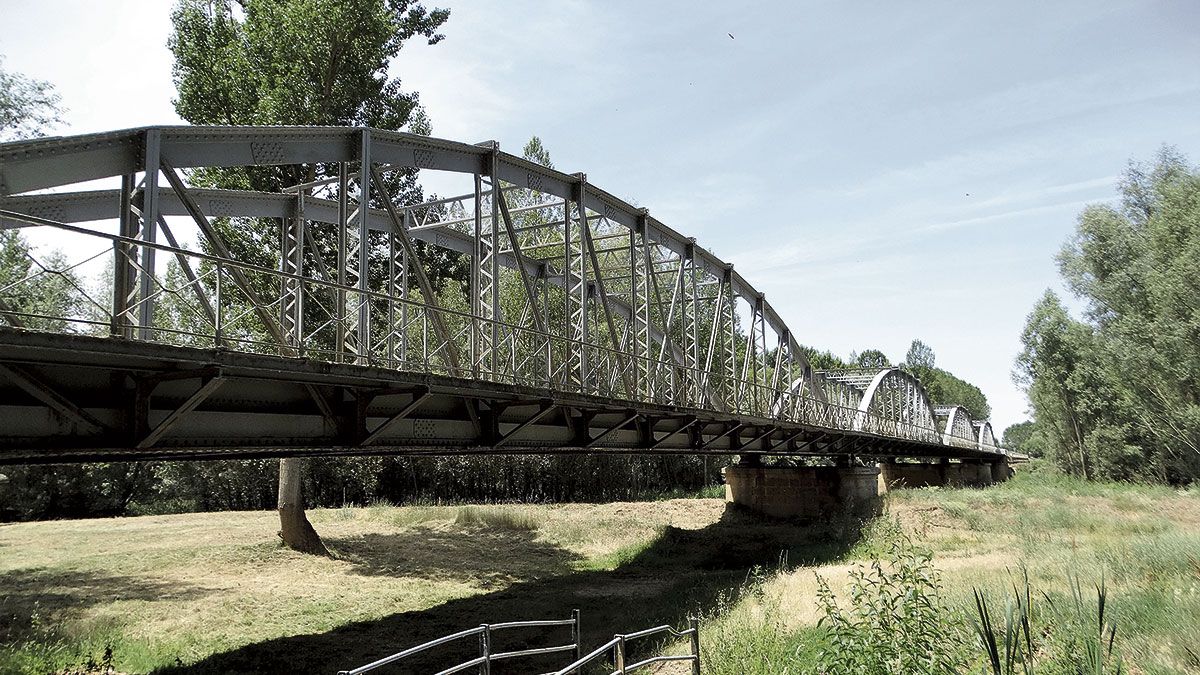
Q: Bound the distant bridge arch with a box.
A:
[936,405,978,449]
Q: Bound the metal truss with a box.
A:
[0,126,1007,462]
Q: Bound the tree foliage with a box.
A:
[901,340,991,419]
[0,55,62,141]
[851,348,891,369]
[905,339,935,370]
[1017,148,1200,482]
[170,0,447,130]
[1000,421,1040,457]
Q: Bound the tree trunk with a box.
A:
[277,457,327,555]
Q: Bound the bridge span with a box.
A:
[0,126,1009,470]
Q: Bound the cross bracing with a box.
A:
[0,126,1006,463]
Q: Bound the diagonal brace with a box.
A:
[361,387,432,446]
[0,363,106,431]
[650,416,700,449]
[495,400,556,447]
[137,373,225,448]
[159,158,293,353]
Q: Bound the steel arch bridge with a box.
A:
[0,126,1006,465]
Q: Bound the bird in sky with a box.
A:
[728,33,735,39]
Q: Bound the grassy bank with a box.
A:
[1,466,1197,673]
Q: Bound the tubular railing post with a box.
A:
[478,624,491,675]
[689,618,700,675]
[571,609,581,674]
[614,635,626,674]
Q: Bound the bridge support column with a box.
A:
[990,457,1012,483]
[878,459,950,491]
[960,460,994,487]
[722,464,881,520]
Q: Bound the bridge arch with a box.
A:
[974,421,997,452]
[936,405,977,449]
[851,368,939,443]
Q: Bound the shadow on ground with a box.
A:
[326,526,582,588]
[155,507,869,674]
[0,568,214,643]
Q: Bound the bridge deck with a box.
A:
[0,329,998,464]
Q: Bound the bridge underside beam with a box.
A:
[0,329,1001,465]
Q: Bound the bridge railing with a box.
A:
[0,211,994,454]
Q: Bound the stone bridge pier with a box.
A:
[722,459,882,520]
[723,455,1013,519]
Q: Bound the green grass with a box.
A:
[698,464,1200,673]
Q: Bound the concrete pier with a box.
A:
[723,464,882,519]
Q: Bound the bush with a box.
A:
[815,521,969,673]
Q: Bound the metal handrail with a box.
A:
[549,619,700,675]
[337,609,581,675]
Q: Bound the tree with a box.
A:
[1013,290,1137,479]
[802,345,850,371]
[852,348,890,369]
[168,0,450,554]
[1001,421,1039,457]
[915,366,991,420]
[904,339,935,370]
[1056,147,1200,481]
[0,55,63,141]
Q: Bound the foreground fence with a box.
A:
[550,620,700,675]
[336,610,699,675]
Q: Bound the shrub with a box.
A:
[815,521,969,673]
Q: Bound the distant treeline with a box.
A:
[0,455,727,521]
[1006,148,1199,484]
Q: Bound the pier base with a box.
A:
[723,464,882,520]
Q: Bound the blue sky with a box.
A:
[2,0,1198,431]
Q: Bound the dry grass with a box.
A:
[3,469,1198,674]
[0,499,732,673]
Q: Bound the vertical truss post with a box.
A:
[387,211,408,365]
[642,218,661,401]
[402,210,411,363]
[137,129,161,341]
[473,143,500,380]
[632,211,651,400]
[355,130,372,365]
[488,147,500,379]
[472,171,482,378]
[281,191,305,351]
[723,267,738,412]
[564,179,589,392]
[683,240,700,403]
[336,162,349,361]
[111,173,138,338]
